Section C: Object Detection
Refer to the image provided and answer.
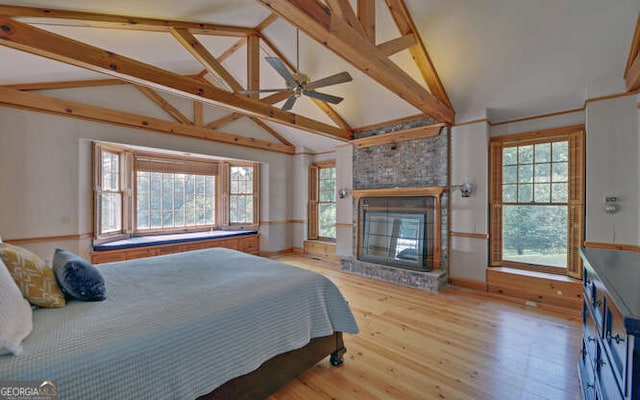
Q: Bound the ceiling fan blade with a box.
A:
[281,94,297,111]
[304,90,344,105]
[265,57,296,86]
[238,88,289,94]
[305,71,353,90]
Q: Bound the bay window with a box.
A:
[93,142,259,243]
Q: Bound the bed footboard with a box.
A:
[199,332,345,400]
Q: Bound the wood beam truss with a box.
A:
[0,5,253,36]
[625,14,640,91]
[384,0,453,110]
[0,87,294,154]
[256,0,454,123]
[0,16,350,140]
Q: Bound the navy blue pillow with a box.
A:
[52,249,106,301]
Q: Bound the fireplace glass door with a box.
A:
[361,211,426,269]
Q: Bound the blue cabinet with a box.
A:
[579,248,640,400]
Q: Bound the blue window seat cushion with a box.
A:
[93,230,258,252]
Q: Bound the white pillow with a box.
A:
[0,258,33,356]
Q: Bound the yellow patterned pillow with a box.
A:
[0,243,65,308]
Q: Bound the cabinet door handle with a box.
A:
[597,358,606,368]
[588,336,597,343]
[607,332,626,344]
[594,298,602,307]
[585,278,592,285]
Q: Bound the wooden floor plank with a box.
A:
[269,255,582,400]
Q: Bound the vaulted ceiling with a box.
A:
[0,0,638,154]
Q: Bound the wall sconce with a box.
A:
[338,188,349,199]
[452,183,474,198]
[604,195,619,214]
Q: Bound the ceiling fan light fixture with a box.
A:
[238,29,352,110]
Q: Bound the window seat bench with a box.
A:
[91,230,259,264]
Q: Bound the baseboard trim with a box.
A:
[449,277,487,291]
[260,248,296,258]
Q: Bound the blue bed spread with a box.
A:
[0,248,358,399]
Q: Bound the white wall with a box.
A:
[0,86,294,260]
[449,121,490,282]
[291,152,313,249]
[335,144,354,256]
[585,95,639,245]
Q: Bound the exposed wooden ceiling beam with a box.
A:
[193,102,203,126]
[625,14,640,91]
[255,12,280,32]
[626,57,640,91]
[134,85,192,124]
[310,99,352,131]
[169,27,243,92]
[217,37,248,63]
[326,0,367,39]
[204,91,292,129]
[0,16,350,140]
[357,0,376,44]
[384,0,453,110]
[0,5,254,37]
[204,113,243,130]
[3,73,205,91]
[247,34,261,100]
[377,34,416,57]
[625,15,640,79]
[256,0,454,123]
[4,78,127,91]
[0,86,294,154]
[249,117,294,146]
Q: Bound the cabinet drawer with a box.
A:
[580,339,598,400]
[605,296,628,394]
[583,300,599,359]
[592,279,606,335]
[584,268,596,302]
[596,341,623,400]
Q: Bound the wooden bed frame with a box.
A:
[199,332,346,400]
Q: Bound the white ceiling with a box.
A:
[0,0,638,152]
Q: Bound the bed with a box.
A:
[0,247,359,399]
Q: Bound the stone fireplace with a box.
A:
[339,120,449,292]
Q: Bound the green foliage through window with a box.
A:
[500,140,569,268]
[318,167,336,239]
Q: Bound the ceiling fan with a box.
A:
[240,30,353,111]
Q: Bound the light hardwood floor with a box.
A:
[269,255,582,400]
